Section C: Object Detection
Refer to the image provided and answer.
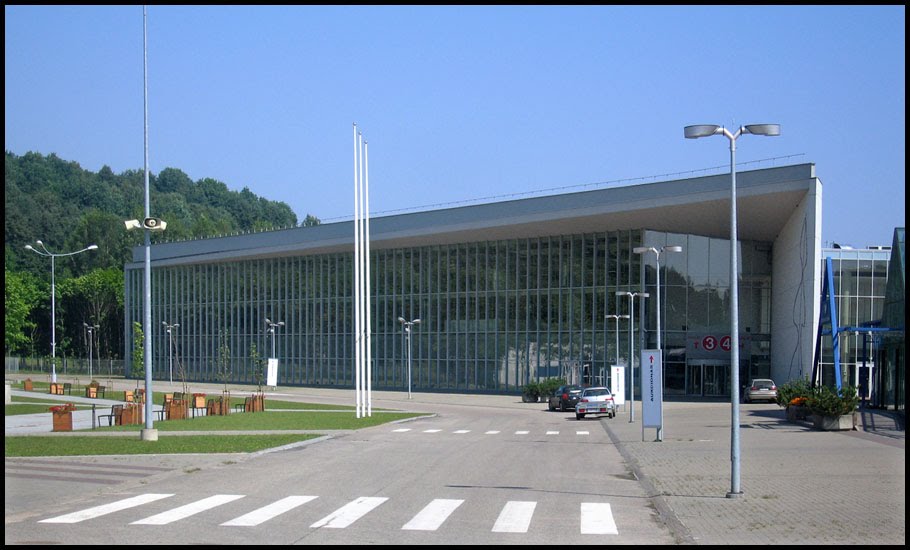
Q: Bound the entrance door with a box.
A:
[687,360,730,397]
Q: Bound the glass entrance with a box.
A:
[686,360,729,397]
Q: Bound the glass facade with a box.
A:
[818,247,892,397]
[126,228,774,396]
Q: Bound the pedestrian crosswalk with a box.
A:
[38,493,619,534]
[390,428,596,436]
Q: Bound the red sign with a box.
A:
[720,335,732,352]
[702,335,717,351]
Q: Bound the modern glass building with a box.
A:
[125,163,823,398]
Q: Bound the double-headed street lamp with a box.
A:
[615,291,648,422]
[398,317,421,399]
[83,323,100,380]
[162,322,179,384]
[605,313,629,407]
[24,241,98,383]
[266,318,284,360]
[685,122,780,498]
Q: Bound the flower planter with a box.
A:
[166,399,188,420]
[52,410,73,432]
[118,403,143,425]
[812,413,855,431]
[23,379,34,391]
[193,394,206,408]
[786,405,810,422]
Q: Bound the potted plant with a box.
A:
[521,380,541,403]
[806,384,859,431]
[776,377,812,421]
[49,403,76,432]
[249,342,266,412]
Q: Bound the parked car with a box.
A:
[575,386,615,419]
[547,384,583,412]
[744,379,778,403]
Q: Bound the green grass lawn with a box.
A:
[5,387,428,457]
[4,434,321,457]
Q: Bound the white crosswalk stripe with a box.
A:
[453,430,470,434]
[580,502,618,534]
[402,498,464,531]
[131,494,245,525]
[310,496,388,529]
[221,495,318,526]
[492,500,536,533]
[37,493,620,535]
[39,493,174,524]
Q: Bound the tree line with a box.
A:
[4,150,320,360]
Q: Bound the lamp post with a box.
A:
[83,323,100,380]
[615,291,648,422]
[398,317,421,399]
[265,318,284,360]
[24,241,98,383]
[162,322,179,384]
[684,122,780,498]
[606,313,629,408]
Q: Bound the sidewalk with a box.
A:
[603,400,904,545]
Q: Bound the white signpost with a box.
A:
[640,349,663,441]
[266,358,278,388]
[611,366,625,407]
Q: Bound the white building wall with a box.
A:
[770,172,822,385]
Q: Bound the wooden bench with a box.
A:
[98,404,124,427]
[233,397,252,413]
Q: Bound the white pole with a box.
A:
[358,131,366,417]
[365,140,372,417]
[353,123,361,418]
[141,5,155,436]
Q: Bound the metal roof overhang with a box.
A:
[128,163,817,269]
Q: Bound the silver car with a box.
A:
[744,379,778,403]
[575,386,616,420]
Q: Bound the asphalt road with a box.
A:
[5,396,675,545]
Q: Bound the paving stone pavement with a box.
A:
[603,400,905,545]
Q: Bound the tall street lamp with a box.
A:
[162,322,179,384]
[266,318,285,360]
[83,323,100,380]
[398,317,421,399]
[685,122,780,498]
[615,291,648,422]
[606,313,629,407]
[24,241,98,383]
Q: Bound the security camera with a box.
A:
[125,219,142,230]
[144,217,167,231]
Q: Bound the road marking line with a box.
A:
[546,430,559,435]
[453,430,470,434]
[423,429,442,433]
[576,431,590,435]
[401,499,464,531]
[310,497,388,529]
[131,494,245,525]
[484,430,500,434]
[491,501,536,533]
[392,428,411,432]
[515,430,529,435]
[580,502,618,534]
[221,496,317,526]
[39,493,174,523]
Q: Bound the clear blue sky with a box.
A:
[5,5,905,248]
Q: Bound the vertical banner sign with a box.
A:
[640,350,662,428]
[266,358,278,387]
[611,366,625,406]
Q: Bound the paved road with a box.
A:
[4,381,905,544]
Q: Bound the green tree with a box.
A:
[4,269,42,354]
[217,328,232,392]
[131,321,144,379]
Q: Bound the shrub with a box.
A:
[776,377,813,408]
[521,380,541,402]
[806,385,859,417]
[538,377,567,398]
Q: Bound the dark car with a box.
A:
[548,384,583,412]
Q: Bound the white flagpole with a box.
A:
[358,132,367,417]
[353,123,361,418]
[365,140,372,416]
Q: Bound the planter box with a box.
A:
[50,383,65,395]
[23,379,34,391]
[85,386,98,398]
[193,395,206,408]
[787,405,810,422]
[166,400,188,420]
[812,413,855,431]
[118,404,143,425]
[52,410,73,432]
